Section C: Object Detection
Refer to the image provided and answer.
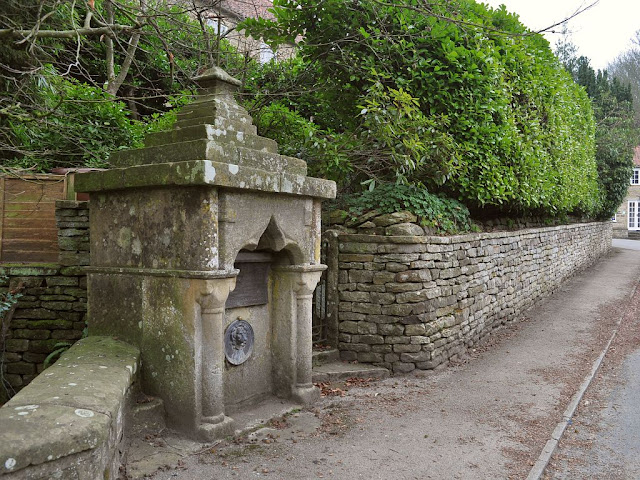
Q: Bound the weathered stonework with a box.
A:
[333,222,612,373]
[0,337,139,479]
[0,201,88,400]
[74,67,335,440]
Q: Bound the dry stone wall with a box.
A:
[1,201,88,398]
[335,222,612,373]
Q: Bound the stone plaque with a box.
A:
[224,319,254,365]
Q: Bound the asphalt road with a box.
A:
[544,239,640,479]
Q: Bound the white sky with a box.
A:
[481,0,640,70]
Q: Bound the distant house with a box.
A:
[612,146,640,239]
[198,0,293,63]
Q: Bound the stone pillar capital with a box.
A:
[274,264,326,297]
[196,272,238,312]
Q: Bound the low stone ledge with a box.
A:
[0,337,140,479]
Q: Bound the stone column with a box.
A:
[197,276,236,440]
[283,265,326,404]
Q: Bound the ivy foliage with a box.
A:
[339,184,472,234]
[243,0,601,217]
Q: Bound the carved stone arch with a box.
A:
[230,216,306,267]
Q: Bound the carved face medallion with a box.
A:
[224,319,254,365]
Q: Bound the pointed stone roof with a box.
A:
[75,68,334,199]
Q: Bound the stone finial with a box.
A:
[193,66,242,93]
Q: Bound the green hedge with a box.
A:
[244,0,601,217]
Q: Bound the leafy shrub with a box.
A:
[339,184,472,234]
[244,0,601,218]
[7,72,143,171]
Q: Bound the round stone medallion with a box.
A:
[224,319,254,365]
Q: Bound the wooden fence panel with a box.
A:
[0,175,66,263]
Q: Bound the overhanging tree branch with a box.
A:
[0,24,141,39]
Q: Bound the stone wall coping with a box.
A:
[75,160,336,200]
[0,336,139,476]
[333,221,606,244]
[272,264,328,273]
[54,200,89,209]
[86,266,240,279]
[0,264,61,276]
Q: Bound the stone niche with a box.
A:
[75,67,335,440]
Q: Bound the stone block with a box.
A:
[377,243,427,254]
[377,324,405,336]
[6,362,36,375]
[28,319,73,330]
[357,284,387,293]
[381,304,413,316]
[5,339,29,352]
[371,344,393,353]
[385,223,424,236]
[404,324,426,336]
[13,329,50,340]
[352,303,381,315]
[340,351,358,361]
[352,335,384,345]
[385,282,422,293]
[357,352,384,363]
[13,308,58,319]
[393,344,421,353]
[384,353,400,363]
[22,352,47,363]
[400,351,431,363]
[372,271,396,285]
[369,292,395,305]
[372,211,417,227]
[339,291,371,302]
[63,288,88,298]
[28,339,62,354]
[367,315,401,324]
[339,242,378,254]
[385,262,409,273]
[338,342,371,352]
[4,374,22,387]
[338,321,359,334]
[395,270,432,283]
[340,254,375,262]
[410,336,431,345]
[399,315,421,325]
[349,271,374,283]
[338,333,352,343]
[385,336,410,345]
[392,362,416,373]
[357,322,378,334]
[39,301,73,311]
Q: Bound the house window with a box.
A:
[258,42,275,64]
[629,201,640,230]
[206,18,228,35]
[632,168,640,185]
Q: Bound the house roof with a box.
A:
[220,0,274,20]
[634,146,640,167]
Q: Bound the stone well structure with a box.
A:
[75,67,335,440]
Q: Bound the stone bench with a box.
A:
[0,337,139,479]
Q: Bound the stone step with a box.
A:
[312,361,390,383]
[312,348,339,367]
